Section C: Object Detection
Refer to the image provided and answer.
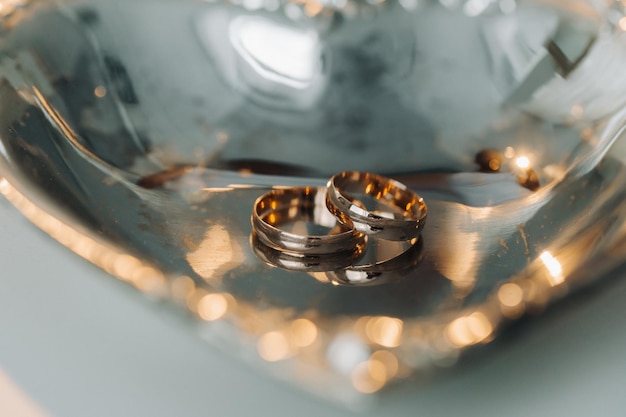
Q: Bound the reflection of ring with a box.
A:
[252,186,365,254]
[324,238,424,286]
[326,171,427,241]
[250,233,364,272]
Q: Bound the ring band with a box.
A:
[324,238,424,286]
[252,233,422,285]
[252,186,366,254]
[326,171,427,241]
[250,233,364,272]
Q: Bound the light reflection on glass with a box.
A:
[94,85,107,98]
[327,334,370,374]
[290,318,318,348]
[515,155,530,169]
[130,265,168,296]
[186,288,208,314]
[304,0,324,16]
[112,254,142,278]
[571,104,584,118]
[305,271,333,284]
[351,361,386,394]
[445,311,494,347]
[365,316,403,348]
[498,282,525,318]
[497,282,523,307]
[198,293,229,321]
[258,331,291,362]
[229,16,319,89]
[0,177,8,192]
[0,1,15,17]
[185,224,243,284]
[370,350,399,380]
[540,250,565,286]
[521,280,546,311]
[367,359,388,383]
[170,275,196,302]
[437,229,480,290]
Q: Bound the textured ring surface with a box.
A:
[250,233,364,272]
[326,171,427,241]
[252,186,365,254]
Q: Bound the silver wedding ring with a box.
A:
[252,186,366,255]
[325,171,427,241]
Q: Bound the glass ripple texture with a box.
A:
[1,0,626,405]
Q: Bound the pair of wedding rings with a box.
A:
[250,171,427,279]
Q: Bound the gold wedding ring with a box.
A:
[250,233,363,272]
[326,171,427,241]
[250,173,428,280]
[323,238,424,286]
[252,186,366,255]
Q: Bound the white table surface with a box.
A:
[1,195,625,417]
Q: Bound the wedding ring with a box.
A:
[252,186,366,254]
[326,171,427,241]
[252,232,422,285]
[250,233,364,272]
[324,238,424,286]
